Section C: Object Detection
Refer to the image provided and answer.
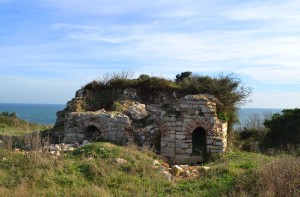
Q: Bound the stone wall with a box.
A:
[64,110,131,145]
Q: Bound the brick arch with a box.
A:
[77,117,109,136]
[156,119,169,137]
[185,119,215,137]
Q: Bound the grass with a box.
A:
[0,114,50,136]
[0,142,174,197]
[1,139,298,197]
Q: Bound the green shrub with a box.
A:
[263,108,300,148]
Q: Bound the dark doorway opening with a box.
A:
[192,127,207,160]
[153,130,161,154]
[85,125,101,141]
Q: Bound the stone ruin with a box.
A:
[54,88,228,164]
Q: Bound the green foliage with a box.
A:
[263,108,300,148]
[217,111,229,122]
[1,111,17,118]
[135,76,179,103]
[83,71,250,112]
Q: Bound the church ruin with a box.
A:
[54,88,228,164]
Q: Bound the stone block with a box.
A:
[192,105,199,109]
[186,149,192,154]
[180,104,189,108]
[170,165,184,176]
[176,148,185,154]
[183,114,190,118]
[176,142,189,148]
[207,145,219,150]
[175,126,183,131]
[176,135,186,140]
[185,95,195,100]
[169,130,175,134]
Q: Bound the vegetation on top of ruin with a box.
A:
[82,71,252,145]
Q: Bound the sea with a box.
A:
[0,103,65,125]
[0,103,283,126]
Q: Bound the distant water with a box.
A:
[237,108,282,127]
[0,103,282,126]
[0,103,65,125]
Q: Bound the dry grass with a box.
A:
[257,156,300,197]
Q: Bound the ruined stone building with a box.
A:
[54,88,228,164]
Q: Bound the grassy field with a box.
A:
[1,141,299,197]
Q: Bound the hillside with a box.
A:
[1,141,299,196]
[0,112,50,136]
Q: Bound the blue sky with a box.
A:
[0,0,300,108]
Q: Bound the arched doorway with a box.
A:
[85,125,101,141]
[192,127,207,158]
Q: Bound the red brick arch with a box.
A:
[185,118,215,137]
